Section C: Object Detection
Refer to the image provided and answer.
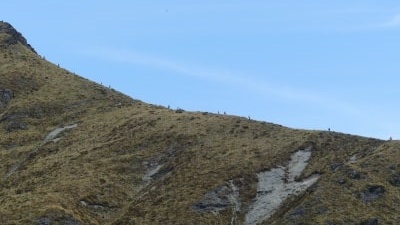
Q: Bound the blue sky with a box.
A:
[2,1,400,139]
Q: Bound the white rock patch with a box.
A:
[44,124,78,142]
[142,164,162,183]
[244,148,320,225]
[228,180,241,225]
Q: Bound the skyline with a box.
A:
[2,1,400,139]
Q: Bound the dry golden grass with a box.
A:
[1,23,400,224]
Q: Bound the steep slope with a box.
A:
[1,21,399,225]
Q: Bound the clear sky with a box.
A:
[2,1,400,139]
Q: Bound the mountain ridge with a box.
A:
[1,21,399,225]
[0,21,36,54]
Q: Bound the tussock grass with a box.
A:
[1,27,399,225]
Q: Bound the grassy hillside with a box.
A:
[1,21,399,225]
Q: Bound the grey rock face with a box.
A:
[0,21,37,53]
[192,181,240,213]
[360,218,378,225]
[0,88,13,108]
[330,163,342,172]
[34,216,81,225]
[361,185,385,202]
[348,170,361,179]
[289,206,305,219]
[389,174,400,187]
[35,217,51,225]
[6,120,27,132]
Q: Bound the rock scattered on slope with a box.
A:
[34,216,80,225]
[192,180,240,213]
[6,120,27,132]
[360,218,378,225]
[360,185,385,202]
[34,209,81,225]
[348,169,362,180]
[389,174,400,187]
[330,163,342,172]
[0,88,13,109]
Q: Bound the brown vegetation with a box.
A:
[1,22,399,224]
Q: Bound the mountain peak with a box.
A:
[0,21,36,54]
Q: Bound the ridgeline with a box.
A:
[1,21,399,225]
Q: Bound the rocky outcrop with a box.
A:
[0,89,29,132]
[0,88,13,109]
[360,218,378,225]
[34,216,80,225]
[192,180,240,213]
[0,111,29,133]
[33,209,81,225]
[360,185,385,202]
[244,148,320,225]
[389,174,400,187]
[192,148,320,225]
[0,21,36,53]
[6,120,27,132]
